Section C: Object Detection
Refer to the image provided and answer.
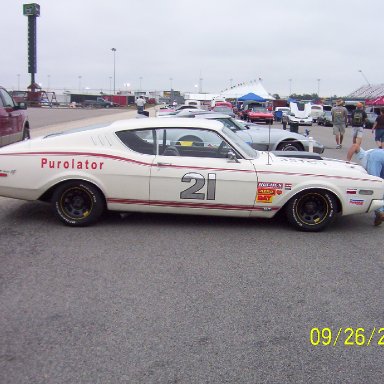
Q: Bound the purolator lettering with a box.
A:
[41,157,104,170]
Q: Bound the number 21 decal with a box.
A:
[180,172,216,200]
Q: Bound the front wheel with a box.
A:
[22,126,30,140]
[52,181,105,226]
[285,190,337,231]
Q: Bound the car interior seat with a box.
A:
[163,146,180,156]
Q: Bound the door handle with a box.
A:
[157,162,172,166]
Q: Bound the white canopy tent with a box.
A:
[220,80,275,100]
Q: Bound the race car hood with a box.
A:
[257,151,372,178]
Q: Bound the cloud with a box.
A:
[1,0,383,96]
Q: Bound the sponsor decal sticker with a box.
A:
[0,169,16,177]
[346,189,357,195]
[258,182,283,189]
[349,199,364,206]
[257,182,283,203]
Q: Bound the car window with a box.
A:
[156,128,236,159]
[115,129,155,155]
[0,88,15,108]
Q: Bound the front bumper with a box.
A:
[368,199,384,213]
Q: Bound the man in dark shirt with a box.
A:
[372,107,384,148]
[350,102,368,148]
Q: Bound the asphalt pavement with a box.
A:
[1,110,383,384]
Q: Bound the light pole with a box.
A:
[288,78,292,96]
[358,69,370,86]
[317,78,321,96]
[169,77,173,90]
[229,78,233,88]
[139,76,143,91]
[78,75,82,91]
[111,48,116,94]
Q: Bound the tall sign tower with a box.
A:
[23,3,40,92]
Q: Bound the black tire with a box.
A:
[22,126,30,140]
[276,141,303,151]
[52,181,105,226]
[285,190,337,231]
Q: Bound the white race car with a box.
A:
[0,118,383,231]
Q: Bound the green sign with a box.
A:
[23,3,40,17]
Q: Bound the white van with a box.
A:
[310,104,323,122]
[185,99,201,108]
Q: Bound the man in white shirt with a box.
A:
[136,96,145,113]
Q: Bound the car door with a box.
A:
[149,127,258,216]
[0,90,11,144]
[1,88,21,131]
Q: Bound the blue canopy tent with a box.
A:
[238,92,266,102]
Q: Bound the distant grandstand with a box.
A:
[348,84,384,99]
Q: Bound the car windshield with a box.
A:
[251,107,267,112]
[213,107,232,113]
[214,117,247,131]
[222,127,258,158]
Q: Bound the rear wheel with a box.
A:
[276,141,303,151]
[285,190,337,231]
[52,181,105,226]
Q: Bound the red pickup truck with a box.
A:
[0,86,30,147]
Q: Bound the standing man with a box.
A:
[347,144,384,225]
[136,96,146,114]
[331,99,348,149]
[281,112,288,130]
[372,107,384,149]
[350,102,367,148]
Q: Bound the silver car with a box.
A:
[164,111,324,153]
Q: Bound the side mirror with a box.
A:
[17,102,27,110]
[227,150,240,163]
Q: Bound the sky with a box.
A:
[1,0,383,98]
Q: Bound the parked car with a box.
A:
[82,97,119,108]
[176,104,200,111]
[211,105,235,117]
[317,111,333,127]
[274,107,290,121]
[0,86,30,147]
[310,104,323,122]
[10,90,29,104]
[0,118,382,231]
[288,102,313,128]
[246,106,274,124]
[161,111,324,153]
